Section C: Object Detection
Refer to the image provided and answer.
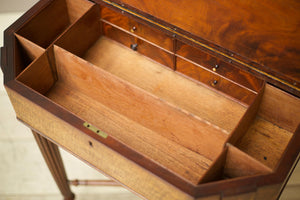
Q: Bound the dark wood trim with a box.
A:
[0,47,6,73]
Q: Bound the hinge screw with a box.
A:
[213,64,219,72]
[130,26,137,33]
[212,80,218,86]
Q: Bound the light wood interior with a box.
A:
[16,0,94,48]
[84,37,247,133]
[65,0,94,23]
[14,34,46,77]
[258,84,300,133]
[47,81,213,184]
[224,145,272,178]
[236,85,299,170]
[238,116,293,170]
[16,53,55,95]
[52,6,248,133]
[14,42,278,184]
[52,45,228,160]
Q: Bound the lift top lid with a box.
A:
[103,0,300,97]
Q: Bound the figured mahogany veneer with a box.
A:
[109,0,300,97]
[1,0,300,199]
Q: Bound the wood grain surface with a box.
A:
[16,53,54,95]
[5,85,195,200]
[15,34,44,61]
[101,5,173,51]
[53,45,228,160]
[116,0,300,94]
[83,37,247,133]
[176,57,257,105]
[102,22,174,68]
[176,41,264,93]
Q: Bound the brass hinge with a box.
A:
[83,122,108,139]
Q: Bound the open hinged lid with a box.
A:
[102,0,300,97]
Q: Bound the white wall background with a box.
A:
[0,0,39,12]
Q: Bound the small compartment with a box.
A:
[13,34,45,75]
[16,0,94,48]
[237,85,299,170]
[16,53,55,95]
[201,145,272,183]
[15,34,45,61]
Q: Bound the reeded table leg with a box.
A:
[32,130,75,200]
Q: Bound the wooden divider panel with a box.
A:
[16,53,55,95]
[15,34,45,61]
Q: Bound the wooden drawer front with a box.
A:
[176,41,263,93]
[102,22,174,69]
[177,57,256,105]
[101,6,174,51]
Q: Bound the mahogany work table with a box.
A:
[1,0,300,199]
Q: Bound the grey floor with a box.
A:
[0,9,299,200]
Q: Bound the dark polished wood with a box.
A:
[176,41,264,93]
[101,0,300,97]
[32,131,75,200]
[176,57,257,105]
[101,5,174,51]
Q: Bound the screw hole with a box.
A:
[264,156,267,160]
[130,43,138,51]
[87,124,90,128]
[89,141,93,147]
[96,130,100,133]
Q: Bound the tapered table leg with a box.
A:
[32,130,75,200]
